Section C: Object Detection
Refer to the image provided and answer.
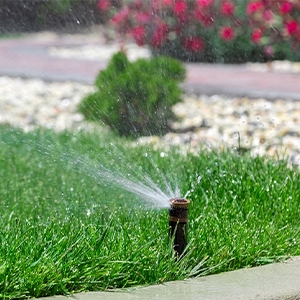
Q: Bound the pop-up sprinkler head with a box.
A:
[169,198,190,257]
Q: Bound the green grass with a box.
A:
[0,124,300,299]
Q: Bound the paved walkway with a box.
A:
[1,33,300,100]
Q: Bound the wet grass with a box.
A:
[0,124,300,299]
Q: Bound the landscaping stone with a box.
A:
[1,76,300,166]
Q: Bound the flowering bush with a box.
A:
[97,0,300,63]
[246,0,300,60]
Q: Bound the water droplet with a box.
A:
[184,190,191,198]
[70,187,74,192]
[160,152,168,157]
[197,175,202,183]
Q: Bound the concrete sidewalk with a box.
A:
[36,257,300,300]
[1,34,300,100]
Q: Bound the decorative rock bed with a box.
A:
[1,75,299,166]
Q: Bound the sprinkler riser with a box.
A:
[169,198,190,257]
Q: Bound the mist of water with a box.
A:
[70,154,181,209]
[32,134,181,209]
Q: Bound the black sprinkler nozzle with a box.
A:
[169,198,190,257]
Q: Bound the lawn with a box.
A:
[0,124,299,299]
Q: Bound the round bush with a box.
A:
[79,51,186,137]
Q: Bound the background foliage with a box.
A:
[103,0,300,63]
[0,0,102,33]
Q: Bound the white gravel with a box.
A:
[0,76,94,132]
[1,75,300,166]
[156,94,300,166]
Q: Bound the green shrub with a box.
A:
[79,51,186,137]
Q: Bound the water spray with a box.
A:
[169,198,190,257]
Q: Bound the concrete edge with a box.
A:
[35,256,300,300]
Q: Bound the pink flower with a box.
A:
[196,0,213,8]
[263,9,273,21]
[280,1,293,14]
[246,1,263,15]
[131,26,146,46]
[285,20,299,35]
[151,24,168,48]
[251,28,263,43]
[219,26,235,41]
[136,12,150,24]
[194,10,214,27]
[173,1,187,15]
[173,1,188,22]
[97,0,111,11]
[183,37,205,52]
[111,7,130,25]
[220,1,235,16]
